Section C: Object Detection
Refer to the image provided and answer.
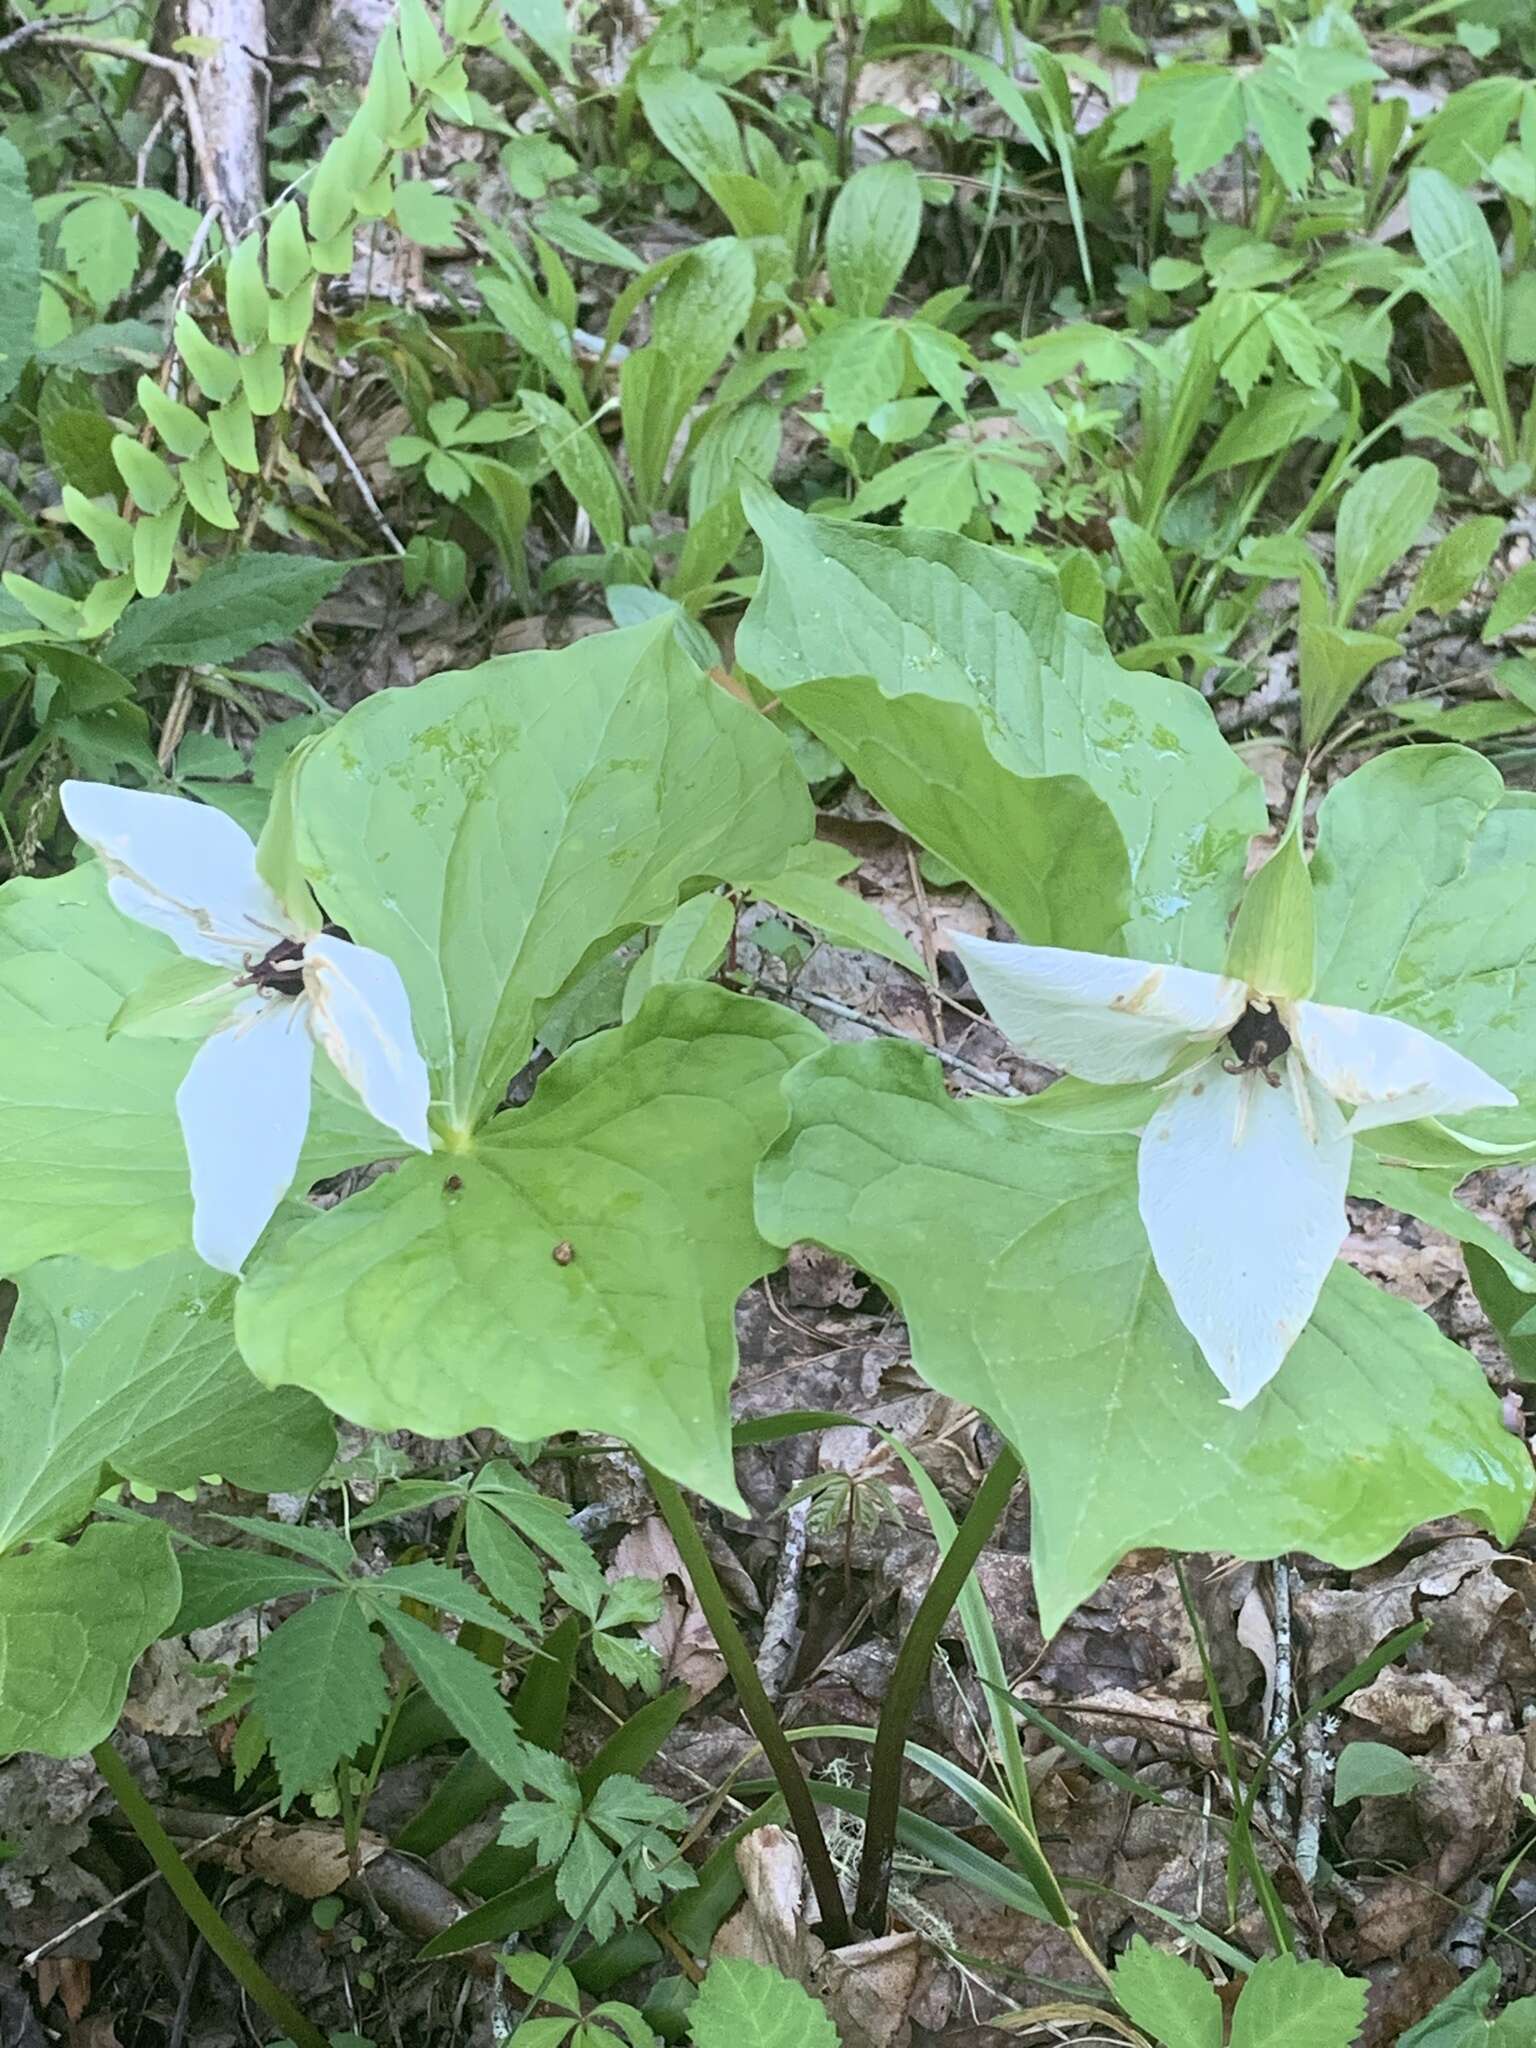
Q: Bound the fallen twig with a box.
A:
[789,989,1019,1096]
[297,381,407,557]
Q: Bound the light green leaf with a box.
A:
[253,1591,388,1805]
[756,1040,1533,1631]
[1333,457,1439,623]
[135,373,208,459]
[1334,1740,1420,1803]
[208,393,259,474]
[621,894,733,1021]
[0,139,40,405]
[393,180,462,249]
[739,489,1264,966]
[1407,516,1504,618]
[237,985,820,1509]
[173,313,241,403]
[0,1252,332,1554]
[0,863,399,1272]
[1225,802,1314,999]
[520,388,628,550]
[689,1959,839,2048]
[112,434,178,515]
[107,554,354,674]
[1111,1939,1222,2048]
[1299,564,1399,747]
[1229,1954,1366,2048]
[0,1516,180,1757]
[223,233,271,350]
[266,200,311,296]
[739,839,924,976]
[620,239,755,508]
[132,500,184,599]
[284,618,811,1133]
[1311,747,1536,1125]
[180,438,239,531]
[826,160,921,317]
[1410,169,1514,462]
[58,194,137,310]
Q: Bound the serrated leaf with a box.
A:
[174,1548,338,1633]
[0,863,401,1272]
[0,1251,333,1555]
[756,1039,1533,1631]
[376,1559,523,1638]
[237,984,821,1508]
[1111,1939,1222,2048]
[279,617,812,1131]
[372,1603,532,1784]
[0,1516,180,1756]
[107,554,353,674]
[689,1959,839,2048]
[467,1498,547,1624]
[1229,1954,1366,2047]
[253,1591,389,1805]
[738,489,1264,967]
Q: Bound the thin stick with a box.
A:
[90,1742,328,2048]
[852,1447,1024,1935]
[296,381,407,556]
[790,989,1018,1096]
[640,1462,852,1947]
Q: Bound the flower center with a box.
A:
[242,923,350,999]
[1224,1001,1291,1082]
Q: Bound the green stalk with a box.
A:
[640,1463,852,1947]
[92,1741,329,2048]
[853,1447,1022,1935]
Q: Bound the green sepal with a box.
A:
[1224,782,1315,998]
[110,955,238,1039]
[254,732,324,930]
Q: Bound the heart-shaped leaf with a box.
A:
[238,984,821,1507]
[287,616,812,1136]
[756,1039,1532,1630]
[738,488,1265,966]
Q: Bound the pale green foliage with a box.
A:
[1114,1943,1366,2047]
[688,1959,840,2048]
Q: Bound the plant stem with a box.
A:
[91,1740,329,2048]
[640,1462,852,1947]
[853,1446,1022,1935]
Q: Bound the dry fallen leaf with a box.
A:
[610,1516,728,1703]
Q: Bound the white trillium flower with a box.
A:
[61,780,433,1276]
[950,933,1517,1407]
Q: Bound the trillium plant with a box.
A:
[952,930,1515,1406]
[60,781,433,1274]
[3,498,1536,1843]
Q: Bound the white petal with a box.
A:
[949,933,1245,1084]
[1138,1055,1351,1406]
[302,935,433,1151]
[176,996,314,1274]
[1291,1000,1517,1134]
[61,780,289,967]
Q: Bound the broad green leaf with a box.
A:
[174,312,241,402]
[135,374,208,459]
[739,839,925,976]
[689,1959,839,2048]
[223,233,271,349]
[237,985,819,1509]
[0,1252,332,1554]
[0,139,41,406]
[756,1040,1533,1631]
[0,864,400,1272]
[1229,1955,1366,2048]
[826,161,921,317]
[0,1516,180,1757]
[284,618,812,1133]
[112,434,178,516]
[1333,457,1439,623]
[1410,169,1514,462]
[620,239,755,508]
[1311,747,1536,1128]
[253,1591,389,1805]
[738,489,1263,966]
[107,554,355,675]
[1333,1740,1420,1803]
[1111,1939,1222,2048]
[132,500,184,599]
[1113,67,1246,182]
[634,70,783,239]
